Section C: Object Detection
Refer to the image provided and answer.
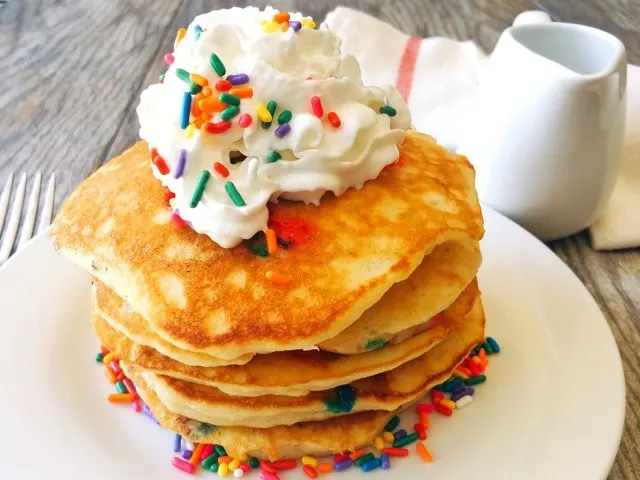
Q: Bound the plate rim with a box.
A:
[0,205,626,479]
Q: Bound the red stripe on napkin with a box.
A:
[396,37,422,102]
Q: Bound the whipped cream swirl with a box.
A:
[137,6,411,248]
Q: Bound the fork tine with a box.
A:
[37,173,55,234]
[0,173,14,233]
[0,173,26,264]
[17,172,41,249]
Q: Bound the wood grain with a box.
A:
[0,0,183,214]
[0,1,638,478]
[363,0,534,52]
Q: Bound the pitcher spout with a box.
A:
[508,22,626,81]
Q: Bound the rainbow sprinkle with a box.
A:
[229,87,253,99]
[227,74,250,85]
[175,68,202,94]
[174,27,186,49]
[255,104,272,123]
[171,212,187,228]
[163,190,175,206]
[365,338,386,350]
[263,22,280,34]
[173,434,182,452]
[152,155,169,175]
[247,230,292,258]
[173,148,187,178]
[327,112,341,128]
[379,105,397,117]
[225,181,246,207]
[216,79,232,92]
[190,73,209,87]
[246,232,268,257]
[213,162,230,178]
[310,96,323,118]
[220,106,240,121]
[190,170,211,207]
[265,270,292,286]
[325,385,356,413]
[265,228,278,255]
[238,114,252,128]
[199,98,225,114]
[274,123,291,138]
[265,151,281,163]
[172,456,195,474]
[219,93,240,106]
[194,24,203,40]
[209,53,226,76]
[175,68,190,83]
[262,100,277,129]
[203,120,231,134]
[273,12,290,23]
[277,110,292,125]
[180,92,191,129]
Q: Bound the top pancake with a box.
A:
[51,132,483,358]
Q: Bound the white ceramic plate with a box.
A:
[0,207,624,480]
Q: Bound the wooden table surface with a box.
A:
[1,0,638,477]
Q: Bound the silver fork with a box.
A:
[0,173,56,265]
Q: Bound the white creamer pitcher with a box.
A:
[458,15,626,240]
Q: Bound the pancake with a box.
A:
[92,237,480,363]
[91,229,479,371]
[126,367,395,460]
[318,240,481,353]
[112,287,484,428]
[93,280,479,397]
[51,132,484,359]
[92,281,252,367]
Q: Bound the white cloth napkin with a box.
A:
[325,7,640,250]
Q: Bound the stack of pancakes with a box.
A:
[51,132,485,459]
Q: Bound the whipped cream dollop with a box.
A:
[137,6,411,248]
